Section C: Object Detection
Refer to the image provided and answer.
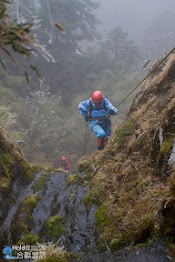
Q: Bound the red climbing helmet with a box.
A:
[91,91,104,105]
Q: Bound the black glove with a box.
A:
[109,110,115,115]
[84,116,91,121]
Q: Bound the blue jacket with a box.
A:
[78,98,118,128]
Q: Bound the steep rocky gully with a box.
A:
[1,53,175,261]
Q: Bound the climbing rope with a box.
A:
[83,121,88,155]
[116,47,175,108]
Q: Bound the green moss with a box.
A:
[0,176,11,191]
[84,183,106,206]
[82,173,93,183]
[20,159,34,180]
[115,119,136,145]
[67,173,92,186]
[20,194,39,218]
[18,233,41,245]
[160,138,174,154]
[67,174,81,185]
[83,190,103,206]
[9,144,34,181]
[14,148,34,180]
[23,194,40,211]
[33,173,50,193]
[110,233,129,251]
[42,215,65,241]
[11,194,40,241]
[95,203,108,229]
[32,163,55,173]
[83,193,96,206]
[0,150,13,178]
[0,149,14,191]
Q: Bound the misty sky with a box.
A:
[96,0,175,43]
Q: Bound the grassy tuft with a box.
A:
[110,233,129,251]
[41,215,65,242]
[160,138,174,154]
[115,119,136,146]
[18,233,41,245]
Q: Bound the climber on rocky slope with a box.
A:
[78,91,118,150]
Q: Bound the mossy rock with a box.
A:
[33,173,50,193]
[67,174,82,185]
[41,215,65,241]
[67,173,92,186]
[0,176,11,191]
[0,152,13,178]
[18,233,41,245]
[32,162,55,173]
[95,203,108,229]
[0,130,34,183]
[23,194,40,211]
[11,194,40,241]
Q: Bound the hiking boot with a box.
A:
[97,138,104,150]
[97,137,107,150]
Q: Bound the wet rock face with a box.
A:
[81,241,171,262]
[0,170,97,253]
[0,171,173,261]
[30,173,172,261]
[1,172,43,235]
[31,172,97,252]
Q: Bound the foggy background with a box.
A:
[96,0,175,43]
[2,0,175,166]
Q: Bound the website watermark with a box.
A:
[3,244,46,260]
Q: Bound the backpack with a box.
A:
[89,99,107,117]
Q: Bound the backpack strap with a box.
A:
[89,100,93,117]
[89,99,107,117]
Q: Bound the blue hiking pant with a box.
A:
[91,122,111,139]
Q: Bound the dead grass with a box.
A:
[33,242,67,262]
[78,52,175,250]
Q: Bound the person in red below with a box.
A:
[60,156,71,171]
